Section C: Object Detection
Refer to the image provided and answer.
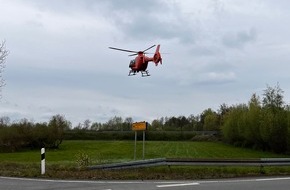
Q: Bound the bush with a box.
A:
[64,130,196,141]
[75,151,91,168]
[0,115,70,152]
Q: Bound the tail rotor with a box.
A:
[153,44,162,66]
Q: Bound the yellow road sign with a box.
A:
[132,121,147,131]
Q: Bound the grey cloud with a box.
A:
[222,28,257,49]
[189,45,224,57]
[105,0,166,12]
[25,0,165,18]
[105,1,198,44]
[120,16,196,43]
[2,0,290,125]
[23,0,198,44]
[197,71,237,85]
[208,0,225,16]
[25,0,102,13]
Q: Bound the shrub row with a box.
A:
[0,115,69,152]
[64,130,198,141]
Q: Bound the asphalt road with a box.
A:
[1,176,290,190]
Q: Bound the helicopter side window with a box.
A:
[129,59,135,67]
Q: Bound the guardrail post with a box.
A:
[260,165,265,174]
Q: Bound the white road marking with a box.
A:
[156,177,290,188]
[255,177,290,181]
[0,176,146,184]
[0,176,186,185]
[157,182,200,188]
[201,177,290,184]
[2,176,290,188]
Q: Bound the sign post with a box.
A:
[134,131,137,160]
[143,130,145,159]
[132,121,147,160]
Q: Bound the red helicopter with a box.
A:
[109,44,162,77]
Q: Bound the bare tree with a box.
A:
[0,41,8,98]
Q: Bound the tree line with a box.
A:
[222,85,290,153]
[0,115,70,152]
[1,84,290,154]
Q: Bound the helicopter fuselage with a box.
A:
[109,44,162,77]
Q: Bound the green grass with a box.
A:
[0,141,285,164]
[0,140,289,179]
[145,141,284,159]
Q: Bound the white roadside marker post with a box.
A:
[41,148,45,175]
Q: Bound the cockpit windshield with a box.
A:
[129,59,135,67]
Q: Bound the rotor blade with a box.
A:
[109,47,138,53]
[128,53,138,56]
[143,45,156,52]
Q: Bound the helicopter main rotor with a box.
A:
[109,45,156,56]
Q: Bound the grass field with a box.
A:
[0,140,286,164]
[0,140,289,179]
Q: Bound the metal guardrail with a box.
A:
[88,158,290,170]
[89,158,166,170]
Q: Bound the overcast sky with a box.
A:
[1,0,290,126]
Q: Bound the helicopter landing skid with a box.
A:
[128,70,137,76]
[128,70,150,77]
[141,70,150,77]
